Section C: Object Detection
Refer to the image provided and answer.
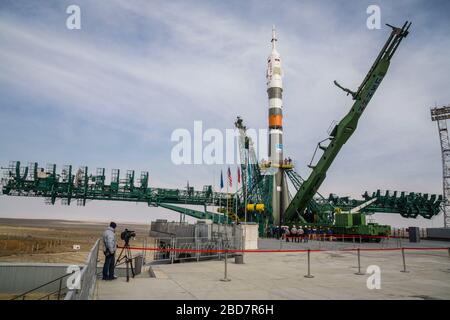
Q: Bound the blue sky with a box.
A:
[0,0,449,227]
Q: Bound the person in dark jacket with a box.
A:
[102,222,117,280]
[303,227,309,243]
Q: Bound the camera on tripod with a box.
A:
[120,229,136,245]
[116,229,137,282]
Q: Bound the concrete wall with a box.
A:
[150,220,196,239]
[427,228,450,240]
[0,263,75,294]
[0,263,144,295]
[211,223,234,239]
[149,220,259,250]
[235,223,259,249]
[150,220,236,241]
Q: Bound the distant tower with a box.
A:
[431,105,450,228]
[266,26,289,226]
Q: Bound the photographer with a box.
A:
[102,222,118,281]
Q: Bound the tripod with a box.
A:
[115,241,135,282]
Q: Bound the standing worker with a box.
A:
[102,222,118,281]
[284,227,290,242]
[298,226,304,242]
[307,226,312,242]
[327,228,333,241]
[291,225,298,243]
[304,226,309,243]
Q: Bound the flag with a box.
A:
[220,170,224,189]
[227,167,232,188]
[237,167,241,184]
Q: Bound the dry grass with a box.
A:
[0,218,150,264]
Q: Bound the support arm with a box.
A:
[284,21,411,222]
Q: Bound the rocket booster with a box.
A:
[267,25,283,164]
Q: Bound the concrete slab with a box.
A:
[96,278,195,300]
[97,239,450,300]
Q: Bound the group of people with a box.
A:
[283,157,292,165]
[260,159,272,167]
[281,225,306,243]
[260,157,293,167]
[268,225,334,242]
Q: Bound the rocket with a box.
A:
[266,26,289,226]
[267,25,284,165]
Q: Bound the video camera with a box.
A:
[120,229,136,245]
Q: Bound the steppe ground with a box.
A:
[0,218,150,264]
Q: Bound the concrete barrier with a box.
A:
[0,263,76,294]
[427,228,450,240]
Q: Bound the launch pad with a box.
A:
[0,21,445,237]
[96,238,450,300]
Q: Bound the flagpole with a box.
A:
[226,177,229,225]
[220,170,224,226]
[211,169,214,222]
[244,149,248,224]
[184,181,188,223]
[243,152,248,256]
[234,170,239,224]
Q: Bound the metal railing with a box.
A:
[10,239,100,300]
[261,234,408,252]
[145,236,243,264]
[11,272,74,300]
[65,239,100,300]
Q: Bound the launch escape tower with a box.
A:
[431,105,450,228]
[0,22,444,234]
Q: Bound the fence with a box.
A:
[138,236,243,264]
[268,234,409,252]
[64,239,100,300]
[391,227,428,239]
[265,228,428,241]
[139,234,417,264]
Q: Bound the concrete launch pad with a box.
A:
[96,239,450,300]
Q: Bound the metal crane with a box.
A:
[284,21,412,222]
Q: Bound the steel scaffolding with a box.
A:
[431,105,450,228]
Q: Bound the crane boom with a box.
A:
[284,21,411,222]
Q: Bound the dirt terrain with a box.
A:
[0,218,151,264]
